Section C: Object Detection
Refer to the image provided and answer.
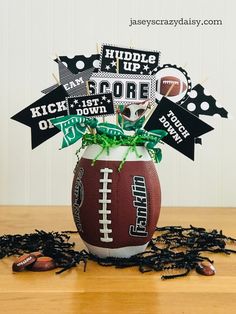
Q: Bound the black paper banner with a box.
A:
[58,61,94,96]
[41,83,59,95]
[56,54,100,74]
[144,98,214,160]
[41,62,94,96]
[88,72,155,104]
[11,86,68,149]
[67,93,114,117]
[100,44,160,75]
[155,64,191,104]
[180,84,228,118]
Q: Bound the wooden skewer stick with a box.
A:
[86,81,90,96]
[96,43,100,54]
[96,43,106,123]
[143,82,176,127]
[116,57,119,74]
[115,58,120,125]
[200,77,208,85]
[96,44,105,122]
[85,81,94,134]
[143,103,157,127]
[115,105,119,126]
[52,73,60,85]
[55,53,61,62]
[121,114,124,129]
[52,53,61,85]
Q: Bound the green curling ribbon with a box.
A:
[77,127,168,171]
[136,129,168,162]
[79,133,144,172]
[52,114,168,167]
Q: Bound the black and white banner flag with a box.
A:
[88,72,155,104]
[67,93,115,117]
[100,44,160,75]
[180,84,228,118]
[144,97,214,160]
[55,54,100,74]
[42,61,94,96]
[11,86,68,149]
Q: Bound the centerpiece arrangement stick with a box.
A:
[115,57,120,126]
[96,43,105,123]
[144,81,176,126]
[85,81,94,134]
[52,73,60,85]
[96,43,100,54]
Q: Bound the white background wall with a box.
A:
[0,0,235,207]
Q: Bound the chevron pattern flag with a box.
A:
[51,115,87,148]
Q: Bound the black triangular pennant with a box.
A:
[41,61,94,96]
[144,98,214,160]
[11,86,68,149]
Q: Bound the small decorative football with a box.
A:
[72,144,161,258]
[157,76,187,97]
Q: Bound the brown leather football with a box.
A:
[72,145,161,258]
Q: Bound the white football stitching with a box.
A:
[99,168,113,243]
[162,80,179,85]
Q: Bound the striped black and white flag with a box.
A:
[41,61,94,96]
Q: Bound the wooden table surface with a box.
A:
[0,206,236,314]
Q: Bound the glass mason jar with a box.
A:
[72,144,161,258]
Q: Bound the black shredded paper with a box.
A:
[1,226,236,279]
